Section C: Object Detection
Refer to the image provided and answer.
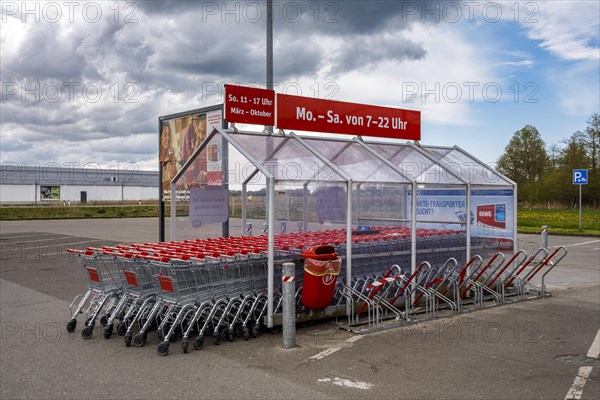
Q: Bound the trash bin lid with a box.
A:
[300,245,338,260]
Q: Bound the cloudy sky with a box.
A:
[1,0,599,172]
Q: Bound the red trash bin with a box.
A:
[300,245,341,309]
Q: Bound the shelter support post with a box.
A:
[267,177,275,328]
[242,183,248,235]
[302,183,309,232]
[513,185,518,254]
[356,183,362,226]
[242,168,259,236]
[345,180,353,316]
[466,183,472,268]
[170,181,176,242]
[221,135,229,238]
[411,182,417,275]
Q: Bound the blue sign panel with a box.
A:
[573,169,588,185]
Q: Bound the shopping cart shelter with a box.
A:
[65,85,567,355]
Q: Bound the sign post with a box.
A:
[572,169,588,230]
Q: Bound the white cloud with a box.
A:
[2,1,598,171]
[327,23,498,126]
[521,1,599,61]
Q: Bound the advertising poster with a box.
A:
[205,109,223,186]
[470,189,514,240]
[407,189,469,230]
[160,109,223,194]
[406,188,514,249]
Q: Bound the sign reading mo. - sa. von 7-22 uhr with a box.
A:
[224,84,421,140]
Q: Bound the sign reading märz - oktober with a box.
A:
[277,93,421,140]
[225,84,275,126]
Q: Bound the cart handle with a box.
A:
[66,248,95,256]
[102,249,122,255]
[138,255,172,263]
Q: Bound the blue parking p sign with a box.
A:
[573,169,588,185]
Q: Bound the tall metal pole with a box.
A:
[159,118,165,242]
[579,184,582,230]
[267,0,273,89]
[266,0,274,136]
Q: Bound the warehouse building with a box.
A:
[0,164,158,204]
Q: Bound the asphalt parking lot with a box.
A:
[1,219,599,399]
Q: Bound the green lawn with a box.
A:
[0,205,160,219]
[2,204,598,236]
[518,208,600,236]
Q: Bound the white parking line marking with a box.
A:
[587,329,600,359]
[0,240,100,256]
[345,335,364,343]
[554,240,600,248]
[1,235,74,245]
[564,366,593,400]
[0,232,56,240]
[36,241,104,256]
[310,347,341,360]
[318,377,373,390]
[564,329,600,399]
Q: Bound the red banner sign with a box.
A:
[224,84,275,126]
[276,94,421,140]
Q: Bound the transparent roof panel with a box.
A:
[302,138,410,183]
[421,146,512,185]
[367,143,464,184]
[225,131,346,182]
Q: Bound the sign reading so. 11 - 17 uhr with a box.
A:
[224,84,275,126]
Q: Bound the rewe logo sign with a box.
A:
[476,204,506,230]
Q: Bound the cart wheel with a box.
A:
[234,324,245,339]
[193,335,205,350]
[124,332,132,347]
[157,341,170,357]
[81,325,94,340]
[250,323,261,338]
[66,318,77,333]
[221,327,233,343]
[133,332,146,347]
[103,324,113,340]
[117,321,127,336]
[182,337,189,354]
[213,331,222,345]
[242,326,250,341]
[100,314,109,327]
[269,326,281,334]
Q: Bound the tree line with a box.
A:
[496,113,599,207]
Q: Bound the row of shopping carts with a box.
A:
[66,242,278,356]
[65,227,465,355]
[338,245,568,332]
[66,227,564,353]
